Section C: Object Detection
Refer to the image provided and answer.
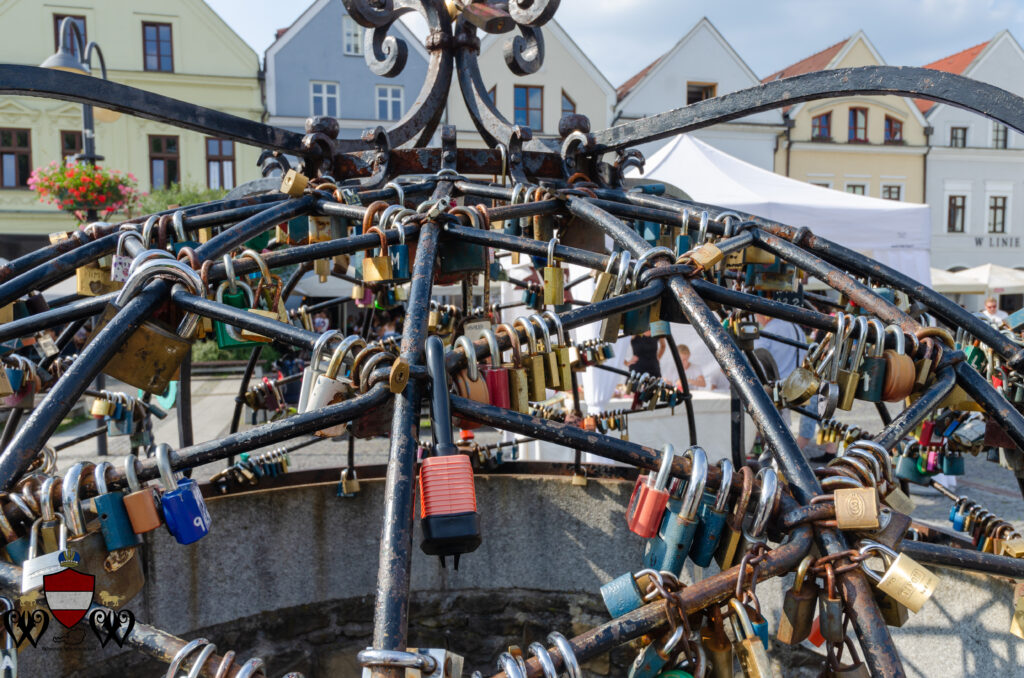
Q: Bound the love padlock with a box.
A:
[156,443,211,545]
[626,444,674,539]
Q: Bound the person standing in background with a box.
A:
[628,330,665,377]
[981,297,1008,325]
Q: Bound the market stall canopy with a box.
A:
[629,135,932,285]
[931,267,987,295]
[952,263,1024,295]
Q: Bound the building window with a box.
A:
[686,82,716,105]
[310,81,339,117]
[0,129,31,189]
[846,184,866,195]
[561,91,576,119]
[811,113,831,141]
[149,135,179,189]
[514,85,542,131]
[60,130,83,162]
[206,138,234,190]
[376,85,403,121]
[882,185,901,201]
[343,16,363,56]
[884,116,903,144]
[989,196,1008,233]
[993,123,1008,149]
[848,108,868,143]
[486,86,496,106]
[142,22,173,72]
[53,15,86,60]
[947,195,966,233]
[950,127,967,147]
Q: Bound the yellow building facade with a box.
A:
[0,0,262,256]
[769,32,929,204]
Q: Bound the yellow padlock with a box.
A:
[542,237,565,306]
[362,226,393,282]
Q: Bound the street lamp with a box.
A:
[41,17,116,221]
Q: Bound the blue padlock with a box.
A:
[390,223,411,282]
[627,623,685,678]
[895,448,929,485]
[600,570,648,618]
[92,461,140,552]
[942,451,965,476]
[640,221,661,246]
[690,459,733,567]
[643,446,708,575]
[4,365,23,393]
[156,443,211,545]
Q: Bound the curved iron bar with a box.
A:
[587,65,1024,153]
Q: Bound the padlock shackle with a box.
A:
[94,461,115,496]
[653,444,675,491]
[697,210,710,245]
[512,316,538,354]
[612,250,631,294]
[451,205,482,231]
[857,539,898,583]
[365,226,389,256]
[867,318,886,358]
[728,597,756,638]
[541,310,566,347]
[747,467,778,539]
[310,330,343,374]
[528,313,553,354]
[680,445,708,520]
[155,443,179,491]
[884,324,905,355]
[847,316,869,371]
[239,248,272,283]
[547,631,582,678]
[482,328,502,365]
[116,230,145,258]
[425,336,456,455]
[141,214,159,249]
[847,439,894,484]
[39,476,57,522]
[454,336,479,382]
[712,459,733,512]
[546,237,558,268]
[324,335,366,381]
[117,258,204,338]
[631,246,673,289]
[793,554,814,594]
[62,460,96,537]
[496,323,522,365]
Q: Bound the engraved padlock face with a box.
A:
[834,487,881,531]
[162,478,211,545]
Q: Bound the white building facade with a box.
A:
[613,18,784,170]
[924,32,1024,279]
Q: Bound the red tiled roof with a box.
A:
[916,40,989,113]
[616,55,663,102]
[761,38,849,83]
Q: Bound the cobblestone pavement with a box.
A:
[47,376,1024,537]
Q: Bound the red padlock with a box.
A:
[625,443,675,538]
[918,420,935,446]
[481,329,511,410]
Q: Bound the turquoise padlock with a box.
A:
[689,459,733,567]
[643,446,708,575]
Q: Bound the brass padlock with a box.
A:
[730,598,775,678]
[529,313,560,391]
[76,262,123,296]
[599,251,631,344]
[362,226,393,282]
[542,238,565,306]
[497,323,530,413]
[837,317,868,411]
[514,316,547,401]
[87,259,201,394]
[543,310,573,392]
[833,486,881,530]
[859,540,938,613]
[280,169,308,196]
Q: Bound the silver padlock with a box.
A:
[22,514,69,593]
[306,336,366,437]
[298,330,342,414]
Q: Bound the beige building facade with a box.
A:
[770,32,929,204]
[0,0,262,257]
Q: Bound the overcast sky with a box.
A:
[207,0,1024,86]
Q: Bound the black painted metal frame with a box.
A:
[4,2,1024,675]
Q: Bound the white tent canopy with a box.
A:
[952,263,1024,295]
[931,267,987,295]
[630,135,932,285]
